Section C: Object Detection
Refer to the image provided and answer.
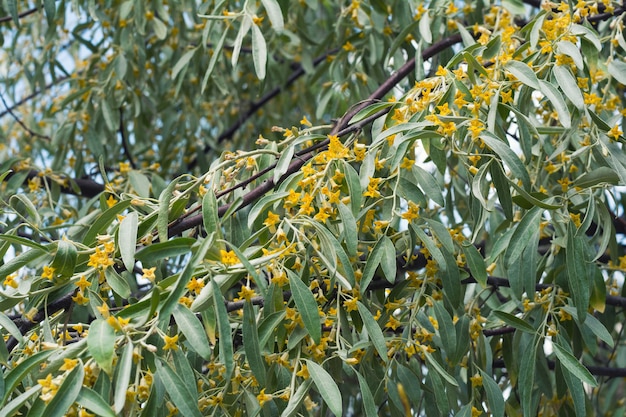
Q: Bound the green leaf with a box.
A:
[251,23,267,80]
[243,301,266,385]
[418,11,432,44]
[10,194,40,225]
[261,0,284,30]
[287,269,321,344]
[76,387,116,417]
[42,364,84,417]
[505,60,539,89]
[552,343,597,387]
[7,0,19,26]
[0,248,47,279]
[380,236,397,283]
[608,59,626,85]
[135,237,196,262]
[156,359,203,417]
[359,236,385,292]
[1,385,41,417]
[113,342,133,413]
[553,65,584,110]
[480,370,505,417]
[201,28,228,94]
[211,280,234,378]
[424,352,458,386]
[519,341,537,417]
[539,79,571,128]
[492,310,535,334]
[337,202,358,257]
[462,243,487,287]
[567,223,590,322]
[1,350,53,404]
[232,16,252,69]
[152,16,168,39]
[247,191,290,229]
[171,48,197,80]
[84,200,132,246]
[119,211,138,272]
[574,167,619,189]
[556,41,584,69]
[50,240,77,278]
[480,132,531,190]
[157,178,181,243]
[173,304,212,360]
[356,301,388,362]
[280,379,313,417]
[105,268,131,299]
[87,319,116,375]
[160,236,214,320]
[433,302,457,358]
[0,312,23,344]
[412,165,444,207]
[355,371,377,417]
[304,360,343,417]
[504,206,542,268]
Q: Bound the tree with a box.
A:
[1,0,626,415]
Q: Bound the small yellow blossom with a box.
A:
[220,249,239,265]
[238,285,256,302]
[41,265,56,280]
[60,358,79,371]
[257,388,273,406]
[142,267,156,282]
[163,334,179,351]
[607,124,623,141]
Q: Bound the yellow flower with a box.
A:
[263,211,281,233]
[142,267,156,282]
[607,124,623,141]
[106,195,117,208]
[72,290,89,305]
[296,364,309,379]
[220,250,239,265]
[3,273,19,288]
[163,334,179,351]
[238,285,256,302]
[186,278,205,295]
[257,388,273,407]
[300,115,312,127]
[326,135,349,159]
[470,373,483,386]
[60,358,79,371]
[75,275,90,291]
[28,176,41,192]
[119,162,131,174]
[401,202,420,222]
[41,265,56,280]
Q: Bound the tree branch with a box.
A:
[0,6,39,24]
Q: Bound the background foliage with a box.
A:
[1,0,626,416]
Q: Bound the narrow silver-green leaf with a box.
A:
[504,206,542,268]
[212,280,234,378]
[113,342,133,413]
[251,23,267,80]
[357,301,388,362]
[156,359,203,417]
[42,364,84,417]
[171,48,197,80]
[608,59,626,85]
[355,371,377,417]
[287,269,321,344]
[480,370,505,417]
[462,243,487,287]
[87,319,116,375]
[304,360,343,417]
[119,211,138,272]
[480,132,531,190]
[553,65,584,110]
[505,61,540,90]
[552,343,597,387]
[173,304,212,360]
[261,0,284,30]
[243,301,266,385]
[567,223,590,322]
[51,239,77,278]
[280,379,313,417]
[76,387,116,417]
[539,79,571,128]
[493,310,535,333]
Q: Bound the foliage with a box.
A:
[1,0,626,416]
